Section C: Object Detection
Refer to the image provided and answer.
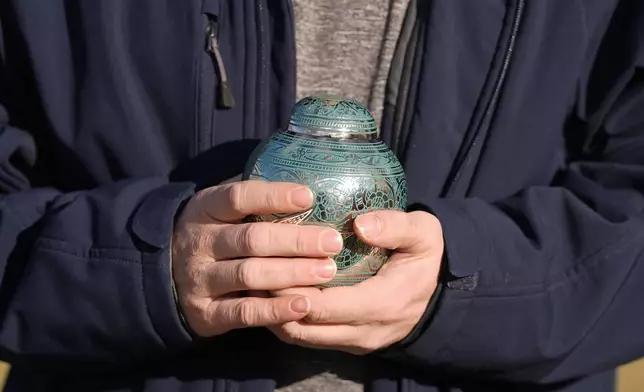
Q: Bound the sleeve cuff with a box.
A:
[131,182,197,351]
[378,199,485,365]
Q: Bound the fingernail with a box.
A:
[290,297,310,313]
[321,231,343,253]
[356,215,382,239]
[290,187,314,208]
[316,259,337,278]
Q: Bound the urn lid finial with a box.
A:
[288,95,378,139]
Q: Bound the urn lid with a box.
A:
[287,95,378,140]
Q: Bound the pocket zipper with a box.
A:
[206,17,235,109]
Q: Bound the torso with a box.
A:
[0,1,619,391]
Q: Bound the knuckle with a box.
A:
[185,264,208,293]
[180,296,212,336]
[205,303,235,337]
[194,230,215,255]
[427,213,443,236]
[174,223,203,255]
[287,262,303,284]
[294,229,309,254]
[265,185,280,211]
[236,299,258,326]
[228,183,246,213]
[202,301,217,323]
[411,210,439,231]
[306,305,331,323]
[239,223,269,253]
[281,323,305,344]
[403,212,423,246]
[266,300,283,324]
[403,211,418,229]
[410,210,443,251]
[236,259,259,287]
[179,295,203,316]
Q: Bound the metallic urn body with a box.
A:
[242,95,407,288]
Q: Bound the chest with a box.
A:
[5,0,589,197]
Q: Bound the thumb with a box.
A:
[353,210,442,254]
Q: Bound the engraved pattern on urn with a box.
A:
[243,96,407,288]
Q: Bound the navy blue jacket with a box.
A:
[0,0,643,391]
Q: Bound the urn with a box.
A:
[242,95,407,288]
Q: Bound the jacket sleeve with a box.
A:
[0,113,196,368]
[391,5,644,385]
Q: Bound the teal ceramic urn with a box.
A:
[242,95,407,288]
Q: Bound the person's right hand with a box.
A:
[171,180,343,338]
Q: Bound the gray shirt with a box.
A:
[293,0,410,128]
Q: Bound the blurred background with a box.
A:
[619,359,644,391]
[0,358,641,390]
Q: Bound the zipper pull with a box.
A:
[206,18,235,109]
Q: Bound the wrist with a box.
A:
[169,197,201,339]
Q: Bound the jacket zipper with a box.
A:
[257,0,268,137]
[442,0,525,197]
[206,17,235,109]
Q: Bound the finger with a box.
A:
[213,222,343,259]
[270,322,365,354]
[303,259,436,325]
[354,210,441,254]
[195,180,315,222]
[301,278,381,324]
[270,286,321,298]
[202,257,337,295]
[211,295,312,332]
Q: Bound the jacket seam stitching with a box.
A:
[34,240,148,266]
[452,230,642,300]
[35,236,167,260]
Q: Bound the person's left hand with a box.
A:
[264,210,444,355]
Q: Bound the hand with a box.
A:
[267,210,443,355]
[172,180,343,337]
